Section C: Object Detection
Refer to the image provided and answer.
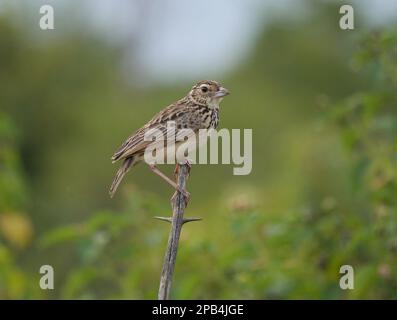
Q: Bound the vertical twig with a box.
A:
[155,164,201,300]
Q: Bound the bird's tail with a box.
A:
[109,156,135,198]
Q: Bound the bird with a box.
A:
[109,80,230,198]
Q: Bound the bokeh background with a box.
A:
[1,0,397,299]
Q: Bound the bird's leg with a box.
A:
[149,164,178,189]
[149,164,190,200]
[171,189,190,206]
[184,158,192,172]
[174,163,179,177]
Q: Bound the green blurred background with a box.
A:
[1,0,397,299]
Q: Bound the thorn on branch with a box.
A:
[154,216,202,224]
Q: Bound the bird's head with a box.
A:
[188,80,230,107]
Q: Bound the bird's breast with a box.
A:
[208,108,219,129]
[193,105,219,130]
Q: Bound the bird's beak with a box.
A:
[214,87,230,98]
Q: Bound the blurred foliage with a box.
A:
[0,112,39,298]
[1,2,397,299]
[326,31,397,299]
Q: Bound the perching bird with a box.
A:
[109,80,230,198]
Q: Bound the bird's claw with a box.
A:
[174,159,192,177]
[171,188,190,206]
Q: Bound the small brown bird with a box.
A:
[109,80,230,198]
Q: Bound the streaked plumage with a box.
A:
[109,80,230,197]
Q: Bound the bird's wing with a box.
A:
[111,100,187,162]
[111,127,149,162]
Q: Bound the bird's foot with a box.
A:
[172,188,190,206]
[174,158,192,177]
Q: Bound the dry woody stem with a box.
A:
[156,164,201,300]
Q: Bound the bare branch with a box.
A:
[156,164,200,300]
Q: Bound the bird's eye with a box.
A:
[201,86,208,93]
